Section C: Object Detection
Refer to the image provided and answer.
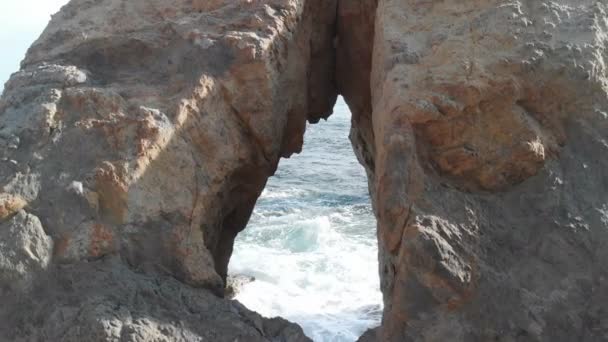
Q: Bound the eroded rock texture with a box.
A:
[368,1,608,341]
[0,0,336,340]
[1,0,608,341]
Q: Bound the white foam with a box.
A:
[260,187,308,199]
[230,212,382,341]
[229,97,382,341]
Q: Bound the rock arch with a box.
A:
[1,0,607,341]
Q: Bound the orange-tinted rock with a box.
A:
[0,193,26,221]
[368,1,608,340]
[0,0,331,340]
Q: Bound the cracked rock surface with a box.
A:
[367,1,608,341]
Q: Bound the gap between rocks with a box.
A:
[222,1,380,340]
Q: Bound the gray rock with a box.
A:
[0,210,52,295]
[0,258,310,342]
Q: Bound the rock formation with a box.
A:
[369,1,608,340]
[1,0,607,341]
[0,0,333,340]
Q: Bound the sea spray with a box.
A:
[229,98,382,342]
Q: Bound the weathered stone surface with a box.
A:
[368,1,608,340]
[336,0,378,181]
[1,0,338,290]
[0,210,53,295]
[0,0,332,340]
[2,0,608,341]
[0,257,310,342]
[0,193,27,221]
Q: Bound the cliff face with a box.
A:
[369,1,608,340]
[1,0,607,341]
[0,0,334,340]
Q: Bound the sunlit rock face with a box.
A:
[0,0,336,340]
[1,0,608,341]
[368,1,608,341]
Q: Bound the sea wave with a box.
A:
[229,97,382,342]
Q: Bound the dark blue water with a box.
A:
[230,98,382,341]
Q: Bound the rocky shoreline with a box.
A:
[1,0,607,341]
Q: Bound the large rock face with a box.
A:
[369,0,608,340]
[1,0,607,341]
[0,0,334,340]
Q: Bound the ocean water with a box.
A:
[229,97,383,341]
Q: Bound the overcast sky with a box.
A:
[0,0,69,90]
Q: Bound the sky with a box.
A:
[0,0,69,91]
